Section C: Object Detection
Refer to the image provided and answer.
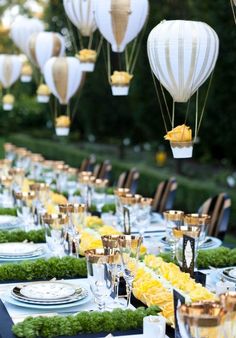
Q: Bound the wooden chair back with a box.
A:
[152,177,178,213]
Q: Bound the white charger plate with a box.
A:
[0,243,43,257]
[20,282,76,300]
[0,215,18,225]
[4,288,91,310]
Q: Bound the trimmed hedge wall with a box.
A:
[8,134,236,229]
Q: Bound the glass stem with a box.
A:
[97,299,105,311]
[114,275,120,303]
[126,281,132,308]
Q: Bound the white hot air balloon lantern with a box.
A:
[44,57,83,136]
[26,32,65,103]
[0,55,22,111]
[147,20,219,159]
[10,16,44,55]
[63,0,98,72]
[95,0,149,96]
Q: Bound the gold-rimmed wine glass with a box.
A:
[85,248,117,311]
[118,234,142,308]
[178,301,227,338]
[220,292,236,337]
[184,214,211,246]
[163,210,184,257]
[42,213,68,257]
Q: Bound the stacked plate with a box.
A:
[160,236,222,250]
[0,215,21,230]
[0,243,45,261]
[6,281,90,310]
[222,267,236,283]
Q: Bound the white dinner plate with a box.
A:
[0,215,18,225]
[11,287,88,305]
[0,243,43,257]
[4,288,92,310]
[20,282,77,300]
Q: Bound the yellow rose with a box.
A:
[110,71,133,86]
[164,124,192,142]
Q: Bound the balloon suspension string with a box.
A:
[88,32,94,50]
[126,37,138,73]
[71,87,83,122]
[151,71,168,133]
[129,17,149,74]
[96,36,103,58]
[196,71,214,136]
[125,48,129,73]
[101,42,109,82]
[230,0,236,24]
[107,42,111,83]
[180,96,192,141]
[48,96,55,124]
[159,83,172,125]
[171,101,175,128]
[194,90,199,143]
[65,15,78,52]
[77,30,84,51]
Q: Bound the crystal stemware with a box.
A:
[135,198,153,236]
[163,210,184,258]
[101,235,124,308]
[118,235,142,308]
[42,213,68,257]
[85,248,115,311]
[178,301,227,338]
[184,214,211,246]
[220,292,236,337]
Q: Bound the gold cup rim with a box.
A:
[178,301,227,327]
[118,234,143,248]
[101,235,120,249]
[114,188,130,197]
[14,191,36,200]
[219,292,236,312]
[84,248,120,264]
[42,213,68,225]
[163,210,184,221]
[94,178,109,188]
[173,225,201,239]
[184,214,211,226]
[9,168,25,176]
[29,183,49,191]
[140,197,153,206]
[120,194,142,205]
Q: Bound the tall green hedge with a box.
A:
[8,134,236,229]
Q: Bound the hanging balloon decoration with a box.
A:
[147,20,219,158]
[10,16,44,55]
[26,31,65,103]
[0,54,22,111]
[95,0,149,96]
[63,0,100,72]
[44,57,83,136]
[19,54,33,83]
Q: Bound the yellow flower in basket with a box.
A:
[110,71,133,86]
[164,124,192,142]
[77,49,97,63]
[85,216,104,228]
[55,116,71,128]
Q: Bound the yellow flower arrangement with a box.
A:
[110,71,133,86]
[164,124,192,142]
[37,84,51,96]
[77,49,97,63]
[3,94,15,105]
[55,116,71,128]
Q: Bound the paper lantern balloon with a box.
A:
[63,0,97,36]
[43,57,83,104]
[10,16,44,54]
[27,32,65,73]
[95,0,149,52]
[0,54,22,88]
[147,20,219,103]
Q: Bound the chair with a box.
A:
[93,160,112,180]
[152,177,178,213]
[116,168,140,194]
[198,193,231,240]
[79,155,96,173]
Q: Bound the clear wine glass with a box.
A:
[118,235,142,308]
[85,249,114,311]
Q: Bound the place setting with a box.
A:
[0,242,46,262]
